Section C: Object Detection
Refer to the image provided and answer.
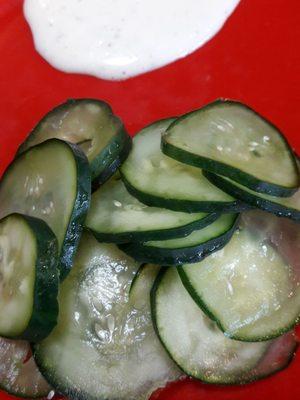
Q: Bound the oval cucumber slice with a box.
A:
[151,268,296,384]
[0,139,91,280]
[178,210,300,341]
[204,170,300,221]
[121,213,238,265]
[0,214,59,342]
[121,118,244,213]
[18,99,132,185]
[0,338,52,398]
[162,100,299,197]
[86,175,217,243]
[34,232,181,400]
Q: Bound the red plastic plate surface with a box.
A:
[0,0,299,399]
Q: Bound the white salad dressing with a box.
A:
[24,0,240,81]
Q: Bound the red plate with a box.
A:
[0,0,300,399]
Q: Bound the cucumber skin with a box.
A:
[89,212,219,244]
[162,100,299,198]
[17,98,131,186]
[121,173,248,214]
[151,269,297,385]
[203,171,300,222]
[177,265,300,342]
[2,214,59,343]
[120,215,239,265]
[60,141,91,281]
[129,263,147,297]
[92,132,132,191]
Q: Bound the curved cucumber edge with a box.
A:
[121,173,248,214]
[0,214,59,343]
[120,215,239,265]
[89,212,219,244]
[57,141,91,281]
[162,100,299,197]
[203,171,300,222]
[177,265,300,342]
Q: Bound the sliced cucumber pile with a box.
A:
[34,233,181,400]
[121,119,245,213]
[0,139,91,280]
[151,267,296,384]
[0,98,299,399]
[121,214,238,265]
[162,100,299,196]
[0,214,59,342]
[178,210,300,341]
[0,337,52,398]
[86,174,217,243]
[18,99,132,185]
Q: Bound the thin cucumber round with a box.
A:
[121,213,239,265]
[0,337,52,398]
[178,210,300,341]
[121,118,245,213]
[151,267,297,384]
[0,139,91,280]
[18,99,132,185]
[204,170,300,221]
[129,264,160,310]
[162,100,299,197]
[34,232,181,400]
[86,175,218,243]
[0,214,59,342]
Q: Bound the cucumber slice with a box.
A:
[129,264,160,310]
[204,170,300,221]
[0,139,91,280]
[0,338,52,398]
[178,210,300,341]
[0,214,59,342]
[18,99,132,185]
[86,175,218,243]
[151,268,296,384]
[162,100,299,197]
[121,214,238,265]
[34,232,181,400]
[121,118,245,213]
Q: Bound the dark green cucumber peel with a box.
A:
[151,269,297,385]
[92,133,132,190]
[90,211,219,244]
[162,100,299,197]
[2,214,59,343]
[18,98,131,185]
[57,141,91,281]
[177,265,299,342]
[121,172,248,214]
[120,215,239,265]
[1,139,91,281]
[129,263,147,296]
[150,268,185,375]
[203,171,300,222]
[149,269,258,385]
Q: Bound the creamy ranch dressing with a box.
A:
[24,0,240,81]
